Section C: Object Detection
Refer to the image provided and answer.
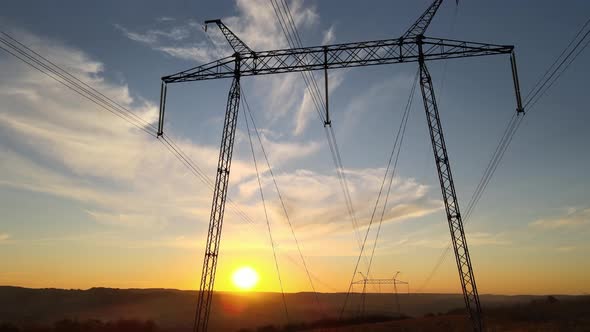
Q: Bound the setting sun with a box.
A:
[232,267,259,291]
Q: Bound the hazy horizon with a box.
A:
[1,284,586,297]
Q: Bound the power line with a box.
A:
[280,0,329,118]
[280,252,340,293]
[285,2,365,240]
[340,71,419,318]
[273,0,418,296]
[268,0,364,248]
[367,71,419,274]
[243,105,290,323]
[269,0,382,296]
[417,115,523,293]
[0,38,156,137]
[0,32,158,132]
[161,2,521,329]
[436,2,459,107]
[241,91,322,308]
[464,15,590,222]
[160,133,257,225]
[269,0,327,120]
[416,14,590,293]
[523,16,590,105]
[526,30,590,110]
[0,31,258,228]
[200,21,322,305]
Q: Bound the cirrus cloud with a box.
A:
[529,208,590,230]
[0,29,437,250]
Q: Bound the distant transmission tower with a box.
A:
[353,271,409,317]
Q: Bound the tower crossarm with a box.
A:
[205,19,254,56]
[161,37,513,84]
[353,278,408,285]
[403,0,444,38]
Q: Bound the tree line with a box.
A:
[0,319,158,332]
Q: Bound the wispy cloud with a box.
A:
[156,45,216,62]
[114,21,221,63]
[556,246,576,252]
[292,70,346,136]
[115,0,336,135]
[386,229,510,251]
[156,17,176,23]
[469,232,511,246]
[86,210,168,230]
[321,25,335,45]
[114,23,190,43]
[237,167,440,236]
[0,30,436,256]
[0,233,10,242]
[222,0,319,50]
[115,24,158,44]
[529,207,590,230]
[0,31,249,230]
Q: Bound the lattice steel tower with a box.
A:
[157,1,524,331]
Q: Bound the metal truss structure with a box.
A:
[192,76,241,332]
[161,37,513,83]
[353,272,409,317]
[157,0,524,331]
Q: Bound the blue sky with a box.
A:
[0,0,589,294]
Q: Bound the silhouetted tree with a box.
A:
[10,319,160,332]
[0,323,20,332]
[53,319,82,332]
[256,325,278,332]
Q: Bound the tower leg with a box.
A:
[393,280,401,316]
[361,280,367,317]
[194,75,241,332]
[417,58,484,332]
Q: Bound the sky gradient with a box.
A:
[0,0,589,295]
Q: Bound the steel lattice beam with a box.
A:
[418,49,484,331]
[352,278,408,285]
[352,275,409,317]
[205,19,254,56]
[162,37,513,83]
[403,0,443,38]
[193,71,241,332]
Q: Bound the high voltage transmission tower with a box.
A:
[353,271,409,317]
[157,1,524,331]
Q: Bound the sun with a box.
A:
[232,266,259,291]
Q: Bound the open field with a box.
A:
[1,287,588,331]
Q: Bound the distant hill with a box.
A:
[309,296,590,332]
[0,286,582,331]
